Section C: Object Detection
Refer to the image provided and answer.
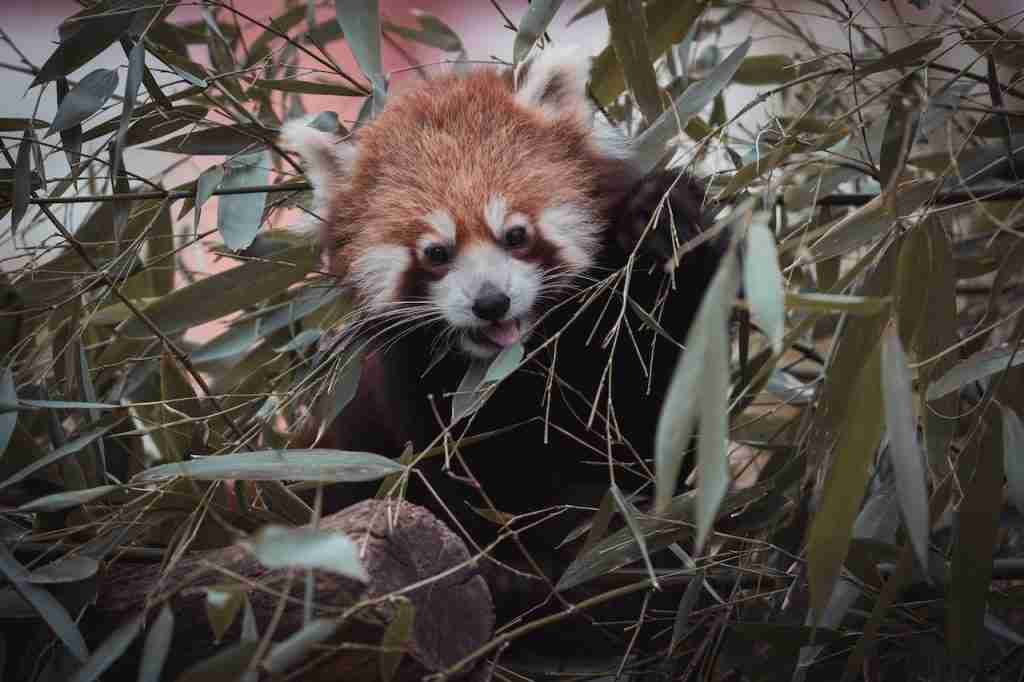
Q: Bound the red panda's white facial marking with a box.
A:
[433,241,540,358]
[350,245,412,310]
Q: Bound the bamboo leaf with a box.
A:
[254,78,364,97]
[655,249,739,515]
[175,642,258,682]
[744,223,785,353]
[605,0,662,124]
[117,243,316,338]
[855,37,943,76]
[0,367,16,457]
[880,328,929,576]
[0,417,124,491]
[513,0,565,63]
[948,409,1004,663]
[217,151,270,251]
[634,37,751,173]
[379,599,415,682]
[0,543,89,662]
[246,525,369,581]
[18,485,121,512]
[334,0,385,112]
[807,342,884,618]
[264,619,340,675]
[68,613,143,682]
[926,345,1024,400]
[1004,407,1024,516]
[203,585,245,642]
[26,556,99,584]
[46,69,119,137]
[137,605,174,682]
[132,449,404,483]
[785,293,890,315]
[11,128,33,235]
[32,9,138,86]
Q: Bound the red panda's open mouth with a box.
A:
[467,318,523,350]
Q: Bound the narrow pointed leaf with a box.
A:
[246,525,369,581]
[18,485,120,512]
[379,599,415,682]
[880,328,929,575]
[46,69,119,137]
[132,449,403,483]
[513,0,565,63]
[265,619,340,675]
[743,223,785,353]
[137,605,174,682]
[0,367,16,457]
[0,543,89,661]
[217,151,270,251]
[635,37,751,172]
[1003,407,1024,515]
[0,417,124,491]
[32,10,138,85]
[11,129,33,234]
[68,613,143,682]
[807,342,884,617]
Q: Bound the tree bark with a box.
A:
[87,499,494,681]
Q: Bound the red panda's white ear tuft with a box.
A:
[279,116,355,210]
[514,44,593,123]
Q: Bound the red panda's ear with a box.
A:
[514,45,593,123]
[279,117,356,209]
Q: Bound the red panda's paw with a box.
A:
[612,170,714,271]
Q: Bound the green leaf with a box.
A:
[118,243,316,338]
[175,641,259,682]
[314,350,364,440]
[217,151,269,251]
[513,0,565,63]
[731,54,797,84]
[246,525,369,582]
[0,367,16,457]
[334,0,386,112]
[807,180,939,261]
[605,0,661,124]
[743,223,785,354]
[26,556,99,584]
[855,37,943,76]
[254,78,364,97]
[654,247,739,545]
[379,598,415,682]
[18,485,121,512]
[264,619,340,675]
[483,342,524,383]
[67,614,143,682]
[11,128,33,235]
[0,118,49,131]
[132,449,403,483]
[880,327,929,576]
[590,0,704,105]
[137,605,174,682]
[634,37,751,173]
[122,106,209,147]
[0,543,89,662]
[807,342,884,618]
[785,293,891,315]
[382,11,463,53]
[32,9,138,86]
[451,358,490,423]
[948,409,1004,663]
[204,585,245,642]
[610,484,659,587]
[146,124,269,155]
[46,69,119,137]
[927,345,1024,400]
[1004,407,1024,516]
[0,417,124,491]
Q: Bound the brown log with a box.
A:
[87,499,494,681]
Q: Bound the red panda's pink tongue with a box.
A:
[482,319,521,348]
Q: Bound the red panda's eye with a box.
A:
[503,226,528,249]
[424,244,451,267]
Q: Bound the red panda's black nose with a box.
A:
[472,284,511,322]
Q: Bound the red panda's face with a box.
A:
[281,46,632,358]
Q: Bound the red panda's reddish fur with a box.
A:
[281,48,727,608]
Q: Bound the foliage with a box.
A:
[1,0,1023,680]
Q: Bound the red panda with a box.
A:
[280,47,725,571]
